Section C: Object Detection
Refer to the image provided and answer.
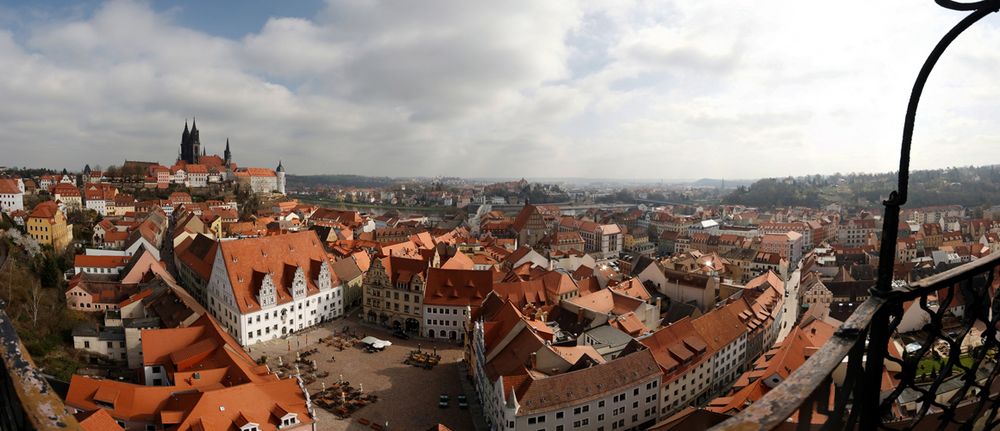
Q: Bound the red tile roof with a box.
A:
[0,179,20,194]
[217,231,334,313]
[29,201,60,219]
[423,268,494,307]
[74,255,129,268]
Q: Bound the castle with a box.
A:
[174,120,285,194]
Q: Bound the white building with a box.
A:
[471,301,663,431]
[205,231,344,345]
[421,268,492,342]
[236,167,281,194]
[0,178,24,214]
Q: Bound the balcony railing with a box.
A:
[714,1,1000,429]
[713,252,1000,430]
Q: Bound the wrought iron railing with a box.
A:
[714,1,1000,429]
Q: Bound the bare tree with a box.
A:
[3,254,12,303]
[25,281,42,328]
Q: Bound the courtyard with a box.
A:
[249,315,476,431]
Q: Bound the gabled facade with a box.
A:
[362,255,428,333]
[27,201,73,251]
[206,231,343,345]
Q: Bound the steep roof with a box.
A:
[382,255,429,285]
[0,178,21,194]
[75,408,124,431]
[512,204,542,232]
[29,201,60,219]
[511,350,661,415]
[169,378,313,430]
[217,231,334,314]
[174,234,218,281]
[141,315,273,387]
[640,317,710,377]
[74,254,129,269]
[565,289,644,316]
[423,268,494,307]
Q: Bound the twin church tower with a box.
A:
[178,119,231,166]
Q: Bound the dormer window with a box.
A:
[280,414,299,428]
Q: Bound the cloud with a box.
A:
[1,0,1000,179]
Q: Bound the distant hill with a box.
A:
[724,165,1000,210]
[687,178,755,189]
[287,174,396,189]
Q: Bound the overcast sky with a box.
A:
[2,1,1000,179]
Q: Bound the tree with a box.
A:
[24,281,42,328]
[38,254,61,288]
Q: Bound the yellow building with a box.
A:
[27,201,73,251]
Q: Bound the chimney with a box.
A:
[529,352,537,370]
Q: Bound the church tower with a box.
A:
[276,160,286,195]
[179,121,191,163]
[224,139,232,166]
[189,118,202,163]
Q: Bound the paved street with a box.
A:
[249,316,475,431]
[777,264,802,343]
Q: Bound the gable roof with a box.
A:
[217,231,333,314]
[0,178,21,194]
[423,268,494,307]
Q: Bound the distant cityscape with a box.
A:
[1,121,999,430]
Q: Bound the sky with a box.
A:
[2,1,1000,179]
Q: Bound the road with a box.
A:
[777,263,802,343]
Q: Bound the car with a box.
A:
[438,394,450,408]
[457,394,468,409]
[392,330,410,340]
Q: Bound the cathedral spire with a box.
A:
[180,120,191,163]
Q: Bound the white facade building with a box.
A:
[0,178,24,214]
[205,231,344,345]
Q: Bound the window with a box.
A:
[556,412,563,419]
[84,341,90,348]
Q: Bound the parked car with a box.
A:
[392,330,410,340]
[439,394,450,408]
[457,394,468,409]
